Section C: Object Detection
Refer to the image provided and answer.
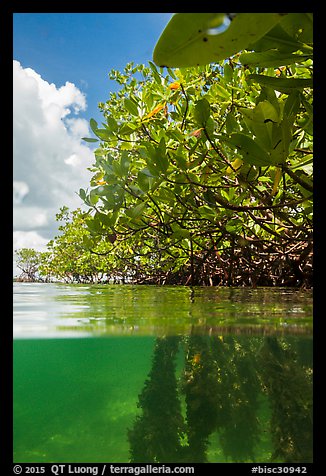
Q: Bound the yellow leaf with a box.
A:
[275,66,286,77]
[96,179,107,185]
[226,158,243,175]
[169,81,181,90]
[143,103,165,120]
[271,167,282,196]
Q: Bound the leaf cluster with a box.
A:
[25,14,313,286]
[78,23,312,285]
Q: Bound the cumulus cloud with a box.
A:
[13,60,95,250]
[13,230,49,252]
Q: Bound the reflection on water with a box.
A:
[13,283,313,337]
[128,335,312,463]
[13,283,312,463]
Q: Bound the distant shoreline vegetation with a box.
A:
[14,223,312,287]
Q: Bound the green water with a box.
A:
[13,283,313,463]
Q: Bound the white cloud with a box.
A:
[14,206,49,229]
[13,60,95,253]
[13,181,29,204]
[13,230,49,252]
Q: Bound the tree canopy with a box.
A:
[15,248,43,282]
[16,13,313,287]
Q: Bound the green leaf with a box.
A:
[174,154,188,170]
[298,96,313,136]
[194,98,210,125]
[250,14,313,55]
[254,100,279,123]
[239,100,280,151]
[126,202,146,219]
[100,187,123,210]
[90,118,98,134]
[94,128,112,141]
[228,133,272,166]
[239,50,312,68]
[120,150,130,175]
[86,216,102,233]
[124,98,139,116]
[225,112,240,134]
[82,137,99,143]
[247,75,313,93]
[297,113,313,136]
[198,205,216,220]
[278,13,313,45]
[89,189,99,205]
[205,117,216,136]
[148,61,163,84]
[255,87,280,115]
[97,212,116,227]
[223,62,233,83]
[120,122,138,134]
[82,235,94,249]
[107,116,119,132]
[128,184,145,197]
[283,91,301,119]
[78,188,86,201]
[171,223,191,239]
[158,137,166,156]
[137,170,154,192]
[146,142,169,174]
[226,218,242,234]
[153,13,286,67]
[210,82,229,99]
[269,117,292,164]
[120,142,133,151]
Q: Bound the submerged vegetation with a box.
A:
[15,14,313,287]
[13,330,313,463]
[128,335,312,463]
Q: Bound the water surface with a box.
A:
[13,283,313,463]
[13,282,312,337]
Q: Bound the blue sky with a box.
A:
[13,13,173,274]
[13,13,173,124]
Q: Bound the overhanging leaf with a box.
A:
[250,14,313,54]
[278,13,313,45]
[153,13,287,67]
